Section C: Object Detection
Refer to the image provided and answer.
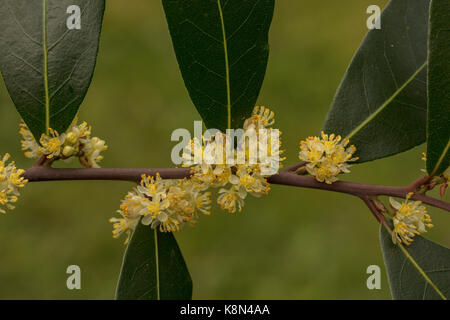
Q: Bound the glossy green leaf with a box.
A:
[426,0,450,176]
[323,0,430,163]
[380,225,450,300]
[116,221,193,300]
[0,0,105,140]
[162,0,274,131]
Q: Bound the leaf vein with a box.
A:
[48,0,93,52]
[50,44,93,100]
[227,0,261,41]
[230,43,257,67]
[180,19,222,44]
[9,52,42,75]
[6,0,42,46]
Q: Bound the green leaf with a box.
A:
[426,0,450,176]
[380,224,449,300]
[162,0,274,131]
[0,0,105,140]
[116,221,193,300]
[323,0,430,163]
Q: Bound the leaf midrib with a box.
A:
[217,0,231,129]
[154,229,160,300]
[397,239,447,299]
[382,224,447,300]
[42,0,50,134]
[346,61,428,140]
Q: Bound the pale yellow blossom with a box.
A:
[299,131,358,184]
[19,121,43,159]
[243,106,275,130]
[109,216,140,244]
[389,193,433,245]
[39,128,65,159]
[0,154,27,214]
[217,186,246,213]
[110,174,212,241]
[111,106,284,241]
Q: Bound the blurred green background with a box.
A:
[0,0,448,299]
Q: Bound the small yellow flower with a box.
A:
[119,191,149,219]
[66,120,91,145]
[231,165,270,196]
[193,190,212,215]
[19,121,43,159]
[110,189,150,244]
[243,106,275,130]
[109,216,140,244]
[110,174,213,241]
[80,136,107,168]
[137,173,169,199]
[256,128,286,175]
[217,186,246,213]
[181,136,204,167]
[0,153,27,214]
[299,131,358,184]
[145,194,171,216]
[389,193,433,245]
[421,152,427,161]
[40,128,64,159]
[182,134,236,187]
[188,164,232,188]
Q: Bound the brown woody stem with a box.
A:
[22,166,450,212]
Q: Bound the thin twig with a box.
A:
[361,196,383,223]
[23,167,191,183]
[407,175,432,192]
[22,167,450,211]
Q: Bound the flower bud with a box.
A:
[66,132,78,145]
[62,145,75,157]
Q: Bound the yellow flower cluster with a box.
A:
[182,106,283,214]
[298,131,358,184]
[389,193,433,245]
[110,106,284,243]
[0,154,27,214]
[20,119,107,168]
[110,173,211,244]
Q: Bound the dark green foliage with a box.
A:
[116,222,193,300]
[426,0,450,176]
[380,225,450,300]
[323,0,430,162]
[0,0,105,139]
[162,0,274,130]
